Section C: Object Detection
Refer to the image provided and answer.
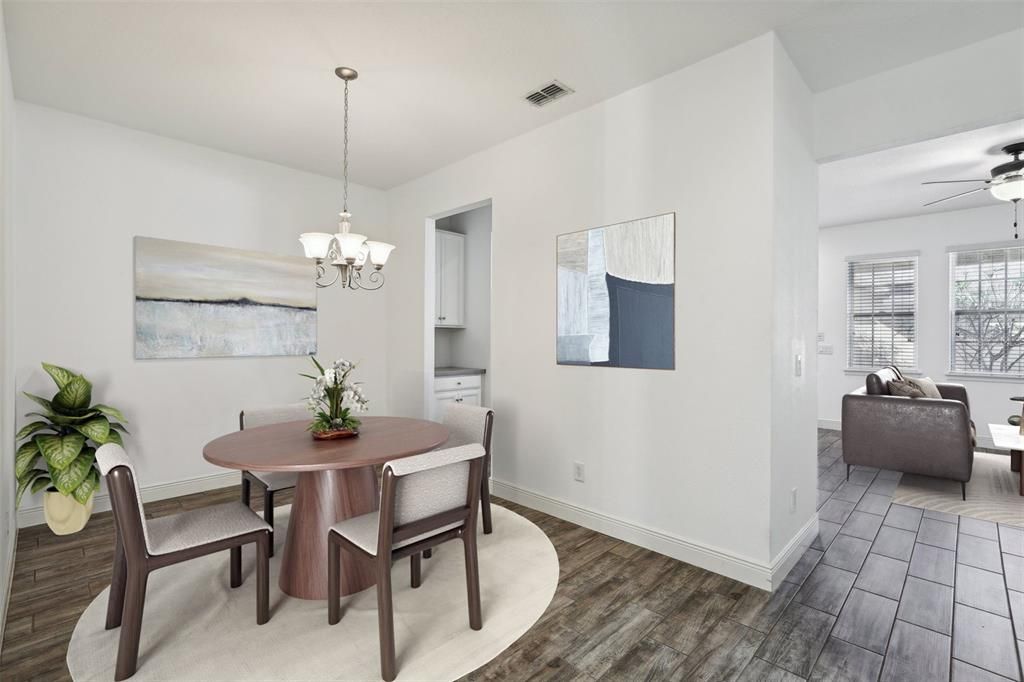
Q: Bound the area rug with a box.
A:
[893,452,1024,527]
[67,505,557,681]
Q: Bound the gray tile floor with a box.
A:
[743,430,1024,681]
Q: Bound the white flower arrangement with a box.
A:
[301,355,368,433]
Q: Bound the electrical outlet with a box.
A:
[790,487,798,513]
[817,343,834,355]
[817,332,825,342]
[573,461,585,483]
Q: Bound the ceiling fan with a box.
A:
[923,141,1024,238]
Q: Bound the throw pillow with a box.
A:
[887,379,925,398]
[910,376,943,399]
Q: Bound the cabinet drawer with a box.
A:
[434,374,481,392]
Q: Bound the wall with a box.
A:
[0,0,15,640]
[12,103,390,524]
[387,33,817,588]
[818,203,1019,444]
[814,30,1024,162]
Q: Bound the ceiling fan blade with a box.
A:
[922,179,991,185]
[924,186,990,207]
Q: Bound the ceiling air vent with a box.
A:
[524,80,574,107]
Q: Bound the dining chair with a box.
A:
[97,443,272,681]
[326,443,486,682]
[442,403,495,533]
[239,403,308,556]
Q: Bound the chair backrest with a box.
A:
[866,366,904,396]
[443,403,494,450]
[379,443,485,552]
[240,402,310,430]
[96,443,153,556]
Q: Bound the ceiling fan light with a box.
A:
[991,176,1024,202]
[299,232,334,259]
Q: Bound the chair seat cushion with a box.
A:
[147,502,271,555]
[247,471,299,491]
[328,511,462,556]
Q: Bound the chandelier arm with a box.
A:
[314,261,342,289]
[350,269,385,291]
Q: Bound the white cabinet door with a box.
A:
[434,389,462,420]
[457,388,481,406]
[435,230,465,327]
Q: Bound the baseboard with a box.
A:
[0,530,15,646]
[491,479,784,591]
[16,471,241,529]
[769,513,819,591]
[818,418,841,432]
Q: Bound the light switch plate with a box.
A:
[818,344,834,355]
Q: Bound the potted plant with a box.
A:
[302,355,368,440]
[14,363,128,535]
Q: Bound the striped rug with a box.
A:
[893,452,1023,527]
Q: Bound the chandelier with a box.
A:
[300,67,395,289]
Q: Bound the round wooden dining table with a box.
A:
[203,416,449,600]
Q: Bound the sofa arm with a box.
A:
[841,393,973,482]
[936,382,969,413]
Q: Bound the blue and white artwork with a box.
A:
[134,237,317,359]
[556,213,674,369]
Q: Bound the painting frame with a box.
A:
[555,212,675,370]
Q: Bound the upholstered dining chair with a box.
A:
[442,403,495,534]
[327,443,486,682]
[97,444,272,681]
[239,403,308,555]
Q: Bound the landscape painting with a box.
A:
[134,237,317,359]
[557,213,674,369]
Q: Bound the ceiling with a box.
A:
[5,1,1023,189]
[819,119,1024,228]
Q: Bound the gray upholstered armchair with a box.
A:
[841,366,974,499]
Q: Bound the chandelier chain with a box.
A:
[343,78,350,213]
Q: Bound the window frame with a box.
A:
[947,241,1024,380]
[845,251,920,374]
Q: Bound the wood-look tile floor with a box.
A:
[2,432,1022,681]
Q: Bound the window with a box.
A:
[846,255,918,370]
[949,245,1024,378]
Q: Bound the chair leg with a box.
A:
[846,463,850,481]
[961,481,966,501]
[241,474,251,506]
[328,538,341,625]
[114,569,148,682]
[264,488,275,558]
[230,546,242,588]
[411,553,421,589]
[423,548,432,559]
[463,534,482,631]
[106,527,127,630]
[256,533,270,625]
[377,557,397,682]
[481,471,493,535]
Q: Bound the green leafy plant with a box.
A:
[15,363,128,508]
[301,355,368,433]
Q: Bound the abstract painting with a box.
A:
[134,237,316,359]
[557,213,674,369]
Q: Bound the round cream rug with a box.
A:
[67,505,557,681]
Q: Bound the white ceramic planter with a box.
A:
[43,490,94,535]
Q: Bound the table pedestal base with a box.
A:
[278,468,379,599]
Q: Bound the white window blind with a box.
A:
[846,256,918,370]
[949,245,1024,378]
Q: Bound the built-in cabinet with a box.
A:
[435,230,465,327]
[432,373,482,419]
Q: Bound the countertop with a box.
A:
[434,366,487,377]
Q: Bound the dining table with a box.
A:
[203,416,450,600]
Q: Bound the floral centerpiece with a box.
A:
[302,355,368,440]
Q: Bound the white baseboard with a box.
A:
[0,530,15,646]
[769,514,819,591]
[491,479,812,592]
[16,471,241,529]
[818,418,841,432]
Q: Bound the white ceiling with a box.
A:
[819,119,1024,228]
[5,1,1023,188]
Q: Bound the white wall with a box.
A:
[12,103,390,523]
[818,203,1019,444]
[0,0,15,640]
[387,33,817,588]
[814,30,1024,162]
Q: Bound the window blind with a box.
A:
[949,245,1024,377]
[847,256,918,370]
